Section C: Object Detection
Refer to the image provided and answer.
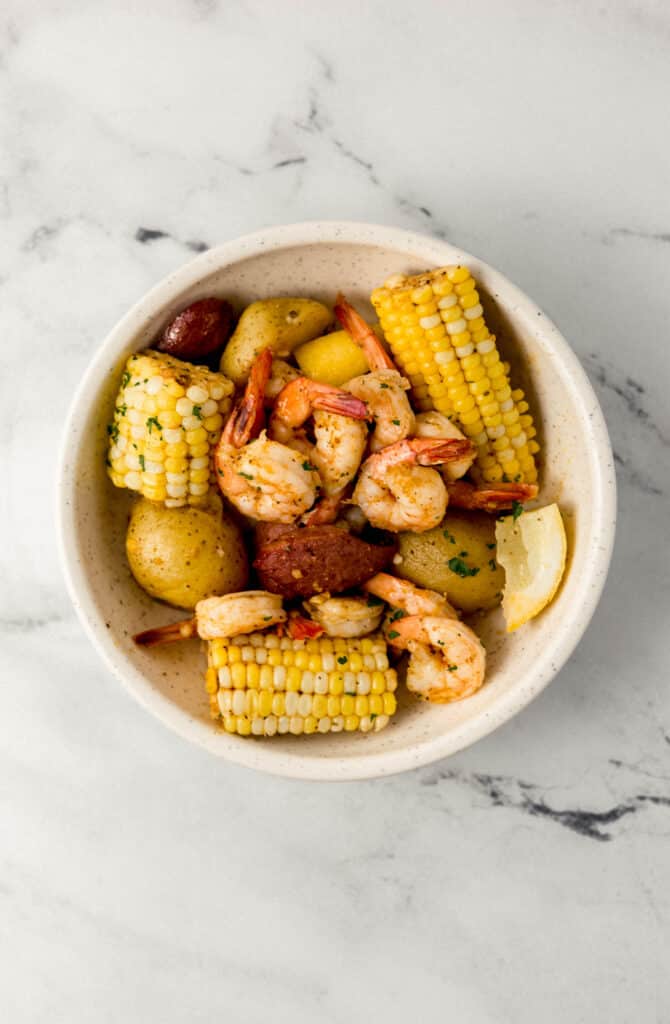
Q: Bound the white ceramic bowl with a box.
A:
[58,222,616,780]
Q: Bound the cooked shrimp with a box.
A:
[446,480,539,512]
[345,369,415,452]
[215,350,320,523]
[413,411,474,482]
[352,436,475,533]
[311,409,368,498]
[363,575,484,702]
[264,358,300,403]
[335,294,415,450]
[269,376,369,446]
[133,591,286,647]
[269,376,369,524]
[390,615,486,703]
[363,573,458,619]
[302,593,383,638]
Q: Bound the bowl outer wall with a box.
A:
[57,221,616,781]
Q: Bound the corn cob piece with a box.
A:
[371,267,539,484]
[107,350,234,507]
[206,631,398,737]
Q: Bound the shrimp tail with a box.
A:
[221,347,273,448]
[334,293,397,371]
[408,437,476,466]
[309,384,370,420]
[301,489,346,526]
[133,617,198,647]
[375,436,475,469]
[446,480,539,512]
[287,613,326,640]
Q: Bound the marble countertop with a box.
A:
[3,2,669,1020]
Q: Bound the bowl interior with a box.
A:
[61,228,613,779]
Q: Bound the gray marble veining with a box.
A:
[2,1,669,1021]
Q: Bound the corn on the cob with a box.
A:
[206,631,398,736]
[107,350,234,507]
[371,267,539,484]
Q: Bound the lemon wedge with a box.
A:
[495,503,567,632]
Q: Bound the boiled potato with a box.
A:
[220,298,331,384]
[397,511,504,613]
[294,329,369,386]
[126,495,248,609]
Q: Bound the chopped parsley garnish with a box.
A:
[263,615,273,621]
[117,403,127,417]
[139,454,145,471]
[370,713,377,721]
[512,500,524,521]
[391,418,400,426]
[337,655,348,664]
[238,471,254,480]
[345,690,356,696]
[443,529,456,544]
[146,416,162,433]
[458,550,468,558]
[488,559,497,571]
[106,423,119,442]
[366,594,383,607]
[389,608,407,621]
[447,664,458,672]
[192,405,202,419]
[486,542,496,550]
[302,460,316,472]
[448,557,480,578]
[387,630,400,640]
[379,382,389,389]
[121,371,131,389]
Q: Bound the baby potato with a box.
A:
[294,329,369,386]
[126,495,248,610]
[397,511,504,613]
[220,298,331,384]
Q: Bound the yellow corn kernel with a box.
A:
[341,694,355,716]
[327,696,341,717]
[294,650,309,670]
[312,695,328,718]
[286,666,302,691]
[160,410,182,429]
[258,691,273,717]
[355,696,369,718]
[246,663,260,690]
[344,715,360,732]
[329,672,344,695]
[383,693,397,715]
[185,427,207,446]
[231,662,247,689]
[205,668,218,695]
[369,694,383,717]
[166,441,188,457]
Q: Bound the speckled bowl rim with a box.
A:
[57,221,616,781]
